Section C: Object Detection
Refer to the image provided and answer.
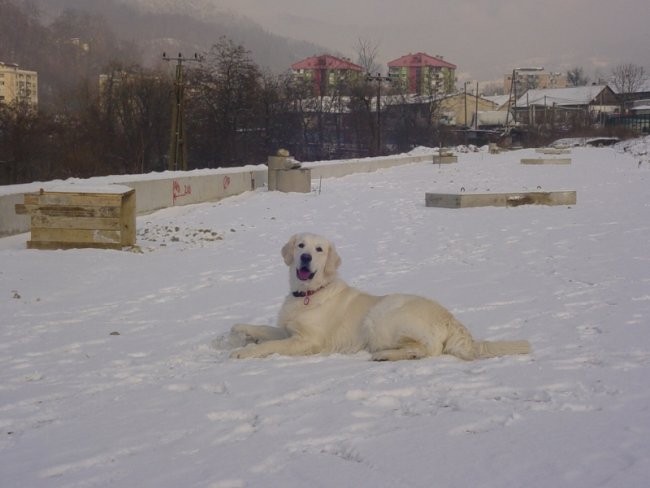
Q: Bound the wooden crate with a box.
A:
[15,186,136,250]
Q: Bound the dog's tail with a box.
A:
[472,340,531,359]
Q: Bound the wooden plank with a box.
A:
[27,240,123,250]
[31,215,121,230]
[119,190,137,245]
[20,205,121,218]
[15,203,27,215]
[425,191,577,208]
[31,227,122,244]
[25,192,129,207]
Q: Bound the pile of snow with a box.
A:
[2,143,650,487]
[614,134,650,160]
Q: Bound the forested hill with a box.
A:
[4,0,327,73]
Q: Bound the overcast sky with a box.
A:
[213,0,650,83]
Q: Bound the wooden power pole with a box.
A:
[163,52,198,171]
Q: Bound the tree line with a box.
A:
[0,29,446,185]
[1,1,647,185]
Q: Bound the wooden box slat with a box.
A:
[31,215,121,231]
[31,227,122,244]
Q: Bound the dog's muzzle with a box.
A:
[297,253,316,281]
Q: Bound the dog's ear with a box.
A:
[324,242,342,278]
[281,235,298,265]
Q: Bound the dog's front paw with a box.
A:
[231,323,250,334]
[230,324,261,345]
[230,344,264,359]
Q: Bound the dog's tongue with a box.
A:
[297,267,312,281]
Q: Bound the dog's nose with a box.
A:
[300,253,312,263]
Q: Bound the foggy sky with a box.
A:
[213,0,650,83]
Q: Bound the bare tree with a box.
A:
[610,63,647,94]
[355,38,381,74]
[566,66,589,87]
[189,37,263,166]
[481,82,504,96]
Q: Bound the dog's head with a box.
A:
[281,233,341,293]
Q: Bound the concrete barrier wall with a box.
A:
[0,153,433,237]
[121,169,267,215]
[0,193,30,237]
[306,154,433,179]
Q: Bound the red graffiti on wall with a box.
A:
[173,180,192,204]
[223,175,231,190]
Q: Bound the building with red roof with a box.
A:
[387,52,457,96]
[291,54,363,96]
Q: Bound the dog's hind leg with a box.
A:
[370,340,432,361]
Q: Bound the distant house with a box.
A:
[512,85,619,126]
[483,95,510,111]
[291,55,363,97]
[609,80,650,133]
[439,93,498,127]
[613,79,650,112]
[387,52,456,96]
[0,61,38,108]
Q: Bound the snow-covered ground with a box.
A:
[1,140,650,487]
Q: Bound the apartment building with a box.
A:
[387,52,457,96]
[504,71,567,94]
[0,62,38,107]
[291,55,363,97]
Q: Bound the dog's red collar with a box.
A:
[292,286,324,305]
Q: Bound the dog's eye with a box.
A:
[316,246,323,252]
[298,243,305,249]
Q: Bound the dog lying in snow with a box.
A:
[230,233,530,361]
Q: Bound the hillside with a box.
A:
[27,0,328,72]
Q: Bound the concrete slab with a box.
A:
[425,190,576,208]
[536,148,571,155]
[521,158,571,165]
[432,155,458,164]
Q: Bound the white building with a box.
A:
[0,62,38,108]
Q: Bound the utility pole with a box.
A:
[464,81,468,127]
[163,52,198,171]
[474,81,479,130]
[366,73,391,155]
[504,67,543,128]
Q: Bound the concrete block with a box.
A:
[425,190,576,208]
[536,148,571,155]
[269,168,311,193]
[521,158,571,165]
[432,155,458,164]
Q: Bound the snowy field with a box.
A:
[1,140,650,487]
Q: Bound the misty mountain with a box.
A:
[25,0,329,73]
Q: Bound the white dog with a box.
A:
[230,233,530,361]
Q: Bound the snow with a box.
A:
[2,141,650,487]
